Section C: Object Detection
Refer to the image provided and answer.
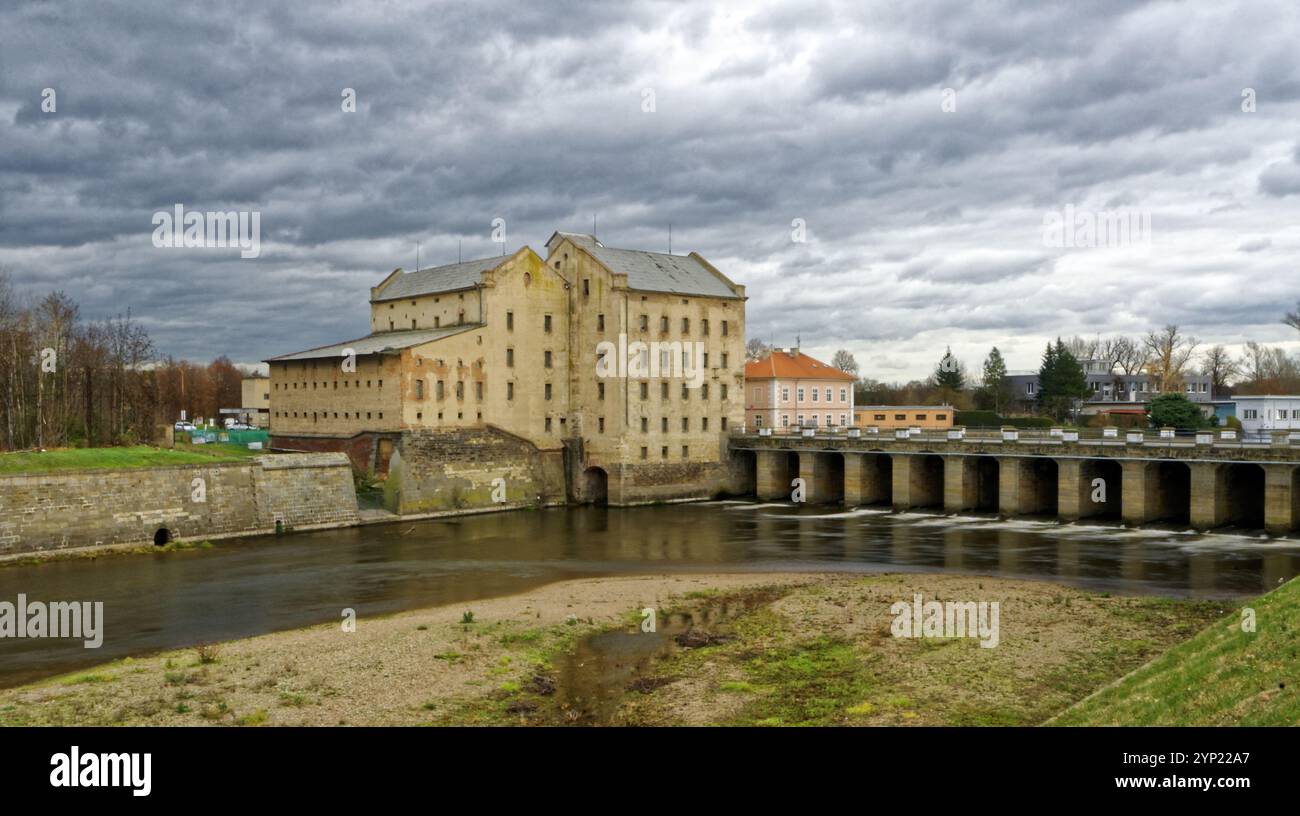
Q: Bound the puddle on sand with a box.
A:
[550,590,781,725]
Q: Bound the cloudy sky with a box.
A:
[2,0,1300,380]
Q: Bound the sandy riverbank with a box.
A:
[0,572,1227,726]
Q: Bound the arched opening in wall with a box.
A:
[913,454,945,508]
[1023,457,1059,517]
[1087,459,1123,520]
[582,467,609,506]
[1153,461,1191,525]
[1224,463,1266,529]
[973,456,999,512]
[153,527,172,547]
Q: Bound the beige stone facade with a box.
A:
[239,375,270,427]
[267,233,746,504]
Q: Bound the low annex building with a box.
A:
[266,233,748,507]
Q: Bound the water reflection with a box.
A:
[2,500,1298,688]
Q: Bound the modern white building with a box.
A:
[1232,395,1300,435]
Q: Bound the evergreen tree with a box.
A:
[1036,342,1058,415]
[979,347,1009,414]
[1037,339,1089,421]
[934,347,964,397]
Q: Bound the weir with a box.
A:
[732,431,1300,533]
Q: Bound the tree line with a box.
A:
[0,271,248,451]
[746,308,1300,420]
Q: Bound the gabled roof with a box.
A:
[549,232,741,299]
[371,256,505,302]
[266,324,480,362]
[744,350,856,381]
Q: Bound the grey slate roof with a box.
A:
[372,256,503,301]
[558,233,740,299]
[266,324,480,362]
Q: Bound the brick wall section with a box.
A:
[271,432,401,475]
[384,427,566,513]
[0,453,358,556]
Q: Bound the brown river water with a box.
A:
[2,500,1299,689]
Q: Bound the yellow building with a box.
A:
[852,405,955,430]
[267,233,746,504]
[239,375,270,427]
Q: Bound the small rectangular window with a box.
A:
[507,311,514,330]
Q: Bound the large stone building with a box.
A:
[267,233,747,506]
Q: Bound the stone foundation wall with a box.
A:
[0,452,358,557]
[383,427,566,514]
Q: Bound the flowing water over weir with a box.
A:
[3,501,1300,688]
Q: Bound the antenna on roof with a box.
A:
[593,213,597,239]
[458,240,462,263]
[416,241,420,273]
[668,223,672,254]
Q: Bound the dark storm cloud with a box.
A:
[1,0,1299,376]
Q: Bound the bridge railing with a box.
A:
[734,424,1300,449]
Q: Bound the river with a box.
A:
[2,500,1298,688]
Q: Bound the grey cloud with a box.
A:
[1,0,1299,375]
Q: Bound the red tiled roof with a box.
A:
[744,351,856,381]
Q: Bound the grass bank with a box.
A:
[0,445,254,474]
[1053,576,1299,725]
[0,573,1230,727]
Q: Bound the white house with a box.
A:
[1232,395,1300,435]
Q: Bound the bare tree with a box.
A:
[830,349,859,375]
[1200,344,1240,394]
[1063,335,1100,363]
[1237,340,1300,393]
[1284,300,1300,333]
[1110,335,1147,375]
[745,337,772,362]
[1143,325,1199,390]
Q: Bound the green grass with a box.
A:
[1054,577,1300,726]
[0,445,251,474]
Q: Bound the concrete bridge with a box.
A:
[729,428,1300,534]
